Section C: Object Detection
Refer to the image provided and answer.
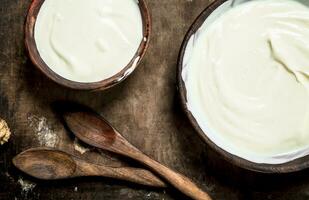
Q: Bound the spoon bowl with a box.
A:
[13,148,76,180]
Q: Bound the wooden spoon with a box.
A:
[63,110,212,200]
[13,148,166,187]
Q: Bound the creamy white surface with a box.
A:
[35,0,143,83]
[183,0,309,164]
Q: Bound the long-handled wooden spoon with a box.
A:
[13,148,166,187]
[62,110,212,200]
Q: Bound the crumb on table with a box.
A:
[0,118,11,145]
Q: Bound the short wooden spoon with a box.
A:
[13,148,166,187]
[63,111,212,200]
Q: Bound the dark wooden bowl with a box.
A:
[25,0,151,90]
[177,0,309,173]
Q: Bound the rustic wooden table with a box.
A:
[1,0,309,199]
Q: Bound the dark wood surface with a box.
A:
[1,0,309,200]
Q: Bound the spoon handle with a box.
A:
[130,152,211,200]
[110,134,212,200]
[74,158,166,187]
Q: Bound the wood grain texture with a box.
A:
[1,0,309,200]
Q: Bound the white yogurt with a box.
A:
[182,0,309,164]
[35,0,143,83]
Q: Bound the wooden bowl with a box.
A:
[25,0,151,90]
[177,0,309,173]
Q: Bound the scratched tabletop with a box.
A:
[1,0,309,200]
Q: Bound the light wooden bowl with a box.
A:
[25,0,151,90]
[177,0,309,173]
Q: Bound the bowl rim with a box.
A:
[25,0,151,90]
[177,0,309,173]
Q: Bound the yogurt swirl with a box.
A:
[183,0,309,164]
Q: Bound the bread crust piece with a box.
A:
[0,119,10,145]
